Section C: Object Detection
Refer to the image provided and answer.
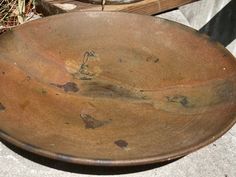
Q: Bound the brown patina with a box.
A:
[0,12,236,166]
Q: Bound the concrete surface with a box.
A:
[0,0,236,176]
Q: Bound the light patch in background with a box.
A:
[157,10,191,27]
[157,0,235,58]
[227,39,236,57]
[179,0,231,30]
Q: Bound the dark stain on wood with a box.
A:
[25,76,31,81]
[81,81,147,100]
[79,63,95,78]
[0,102,6,112]
[41,89,47,95]
[80,114,111,129]
[78,76,92,80]
[83,50,96,61]
[146,56,159,63]
[215,80,235,103]
[21,76,31,83]
[51,82,79,92]
[114,139,128,149]
[118,58,126,63]
[166,95,193,108]
[72,50,98,81]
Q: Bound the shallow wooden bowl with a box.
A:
[0,12,236,166]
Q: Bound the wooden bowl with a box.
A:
[0,12,236,166]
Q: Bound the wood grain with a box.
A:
[1,12,236,166]
[36,0,198,16]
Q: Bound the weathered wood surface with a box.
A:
[36,0,197,16]
[1,12,236,166]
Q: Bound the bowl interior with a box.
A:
[0,12,236,166]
